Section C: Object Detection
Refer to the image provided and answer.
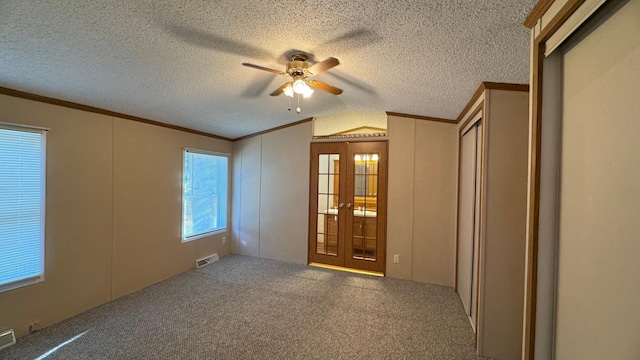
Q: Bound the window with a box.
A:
[182,149,228,241]
[0,124,46,292]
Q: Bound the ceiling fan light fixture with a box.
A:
[242,55,343,113]
[302,86,314,99]
[283,83,294,97]
[292,78,308,94]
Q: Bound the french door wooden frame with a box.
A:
[308,142,346,267]
[308,141,388,274]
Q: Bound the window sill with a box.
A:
[182,228,227,243]
[0,276,44,294]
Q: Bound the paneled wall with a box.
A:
[0,93,461,339]
[385,118,416,280]
[0,94,232,338]
[259,125,311,263]
[412,120,459,285]
[481,89,529,359]
[386,116,458,285]
[232,116,458,285]
[232,136,262,257]
[232,123,312,264]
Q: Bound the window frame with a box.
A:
[181,148,229,243]
[0,122,47,293]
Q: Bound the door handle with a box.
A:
[347,203,351,208]
[339,203,344,208]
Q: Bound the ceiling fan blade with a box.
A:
[242,63,286,75]
[314,28,382,54]
[325,71,377,95]
[270,83,290,96]
[308,57,340,76]
[308,80,343,95]
[241,74,275,98]
[165,24,273,59]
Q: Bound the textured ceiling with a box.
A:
[0,0,536,139]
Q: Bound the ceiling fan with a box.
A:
[242,52,343,113]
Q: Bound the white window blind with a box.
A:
[182,150,228,241]
[0,125,46,292]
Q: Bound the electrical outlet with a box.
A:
[222,236,227,244]
[393,255,400,263]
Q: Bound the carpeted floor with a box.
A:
[1,255,491,359]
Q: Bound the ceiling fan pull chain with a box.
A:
[288,95,291,111]
[296,94,301,114]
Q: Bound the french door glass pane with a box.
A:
[352,153,379,261]
[316,153,339,257]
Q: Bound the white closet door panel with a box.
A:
[556,0,640,358]
[457,125,478,317]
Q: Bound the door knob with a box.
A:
[347,203,351,208]
[339,203,344,208]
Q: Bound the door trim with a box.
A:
[308,142,347,266]
[308,141,388,274]
[343,141,388,274]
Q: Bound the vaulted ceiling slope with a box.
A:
[0,1,537,139]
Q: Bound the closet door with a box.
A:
[457,122,481,325]
[554,1,640,357]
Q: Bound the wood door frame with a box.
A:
[308,142,347,266]
[343,141,388,274]
[523,1,587,358]
[308,141,388,274]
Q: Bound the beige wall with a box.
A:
[480,89,529,359]
[232,122,312,264]
[386,117,416,279]
[387,115,458,285]
[411,120,458,285]
[259,124,311,263]
[231,136,262,257]
[0,94,232,338]
[556,1,640,358]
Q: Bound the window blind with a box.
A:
[0,126,45,291]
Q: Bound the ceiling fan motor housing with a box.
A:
[286,60,312,77]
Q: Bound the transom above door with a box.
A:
[308,141,387,274]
